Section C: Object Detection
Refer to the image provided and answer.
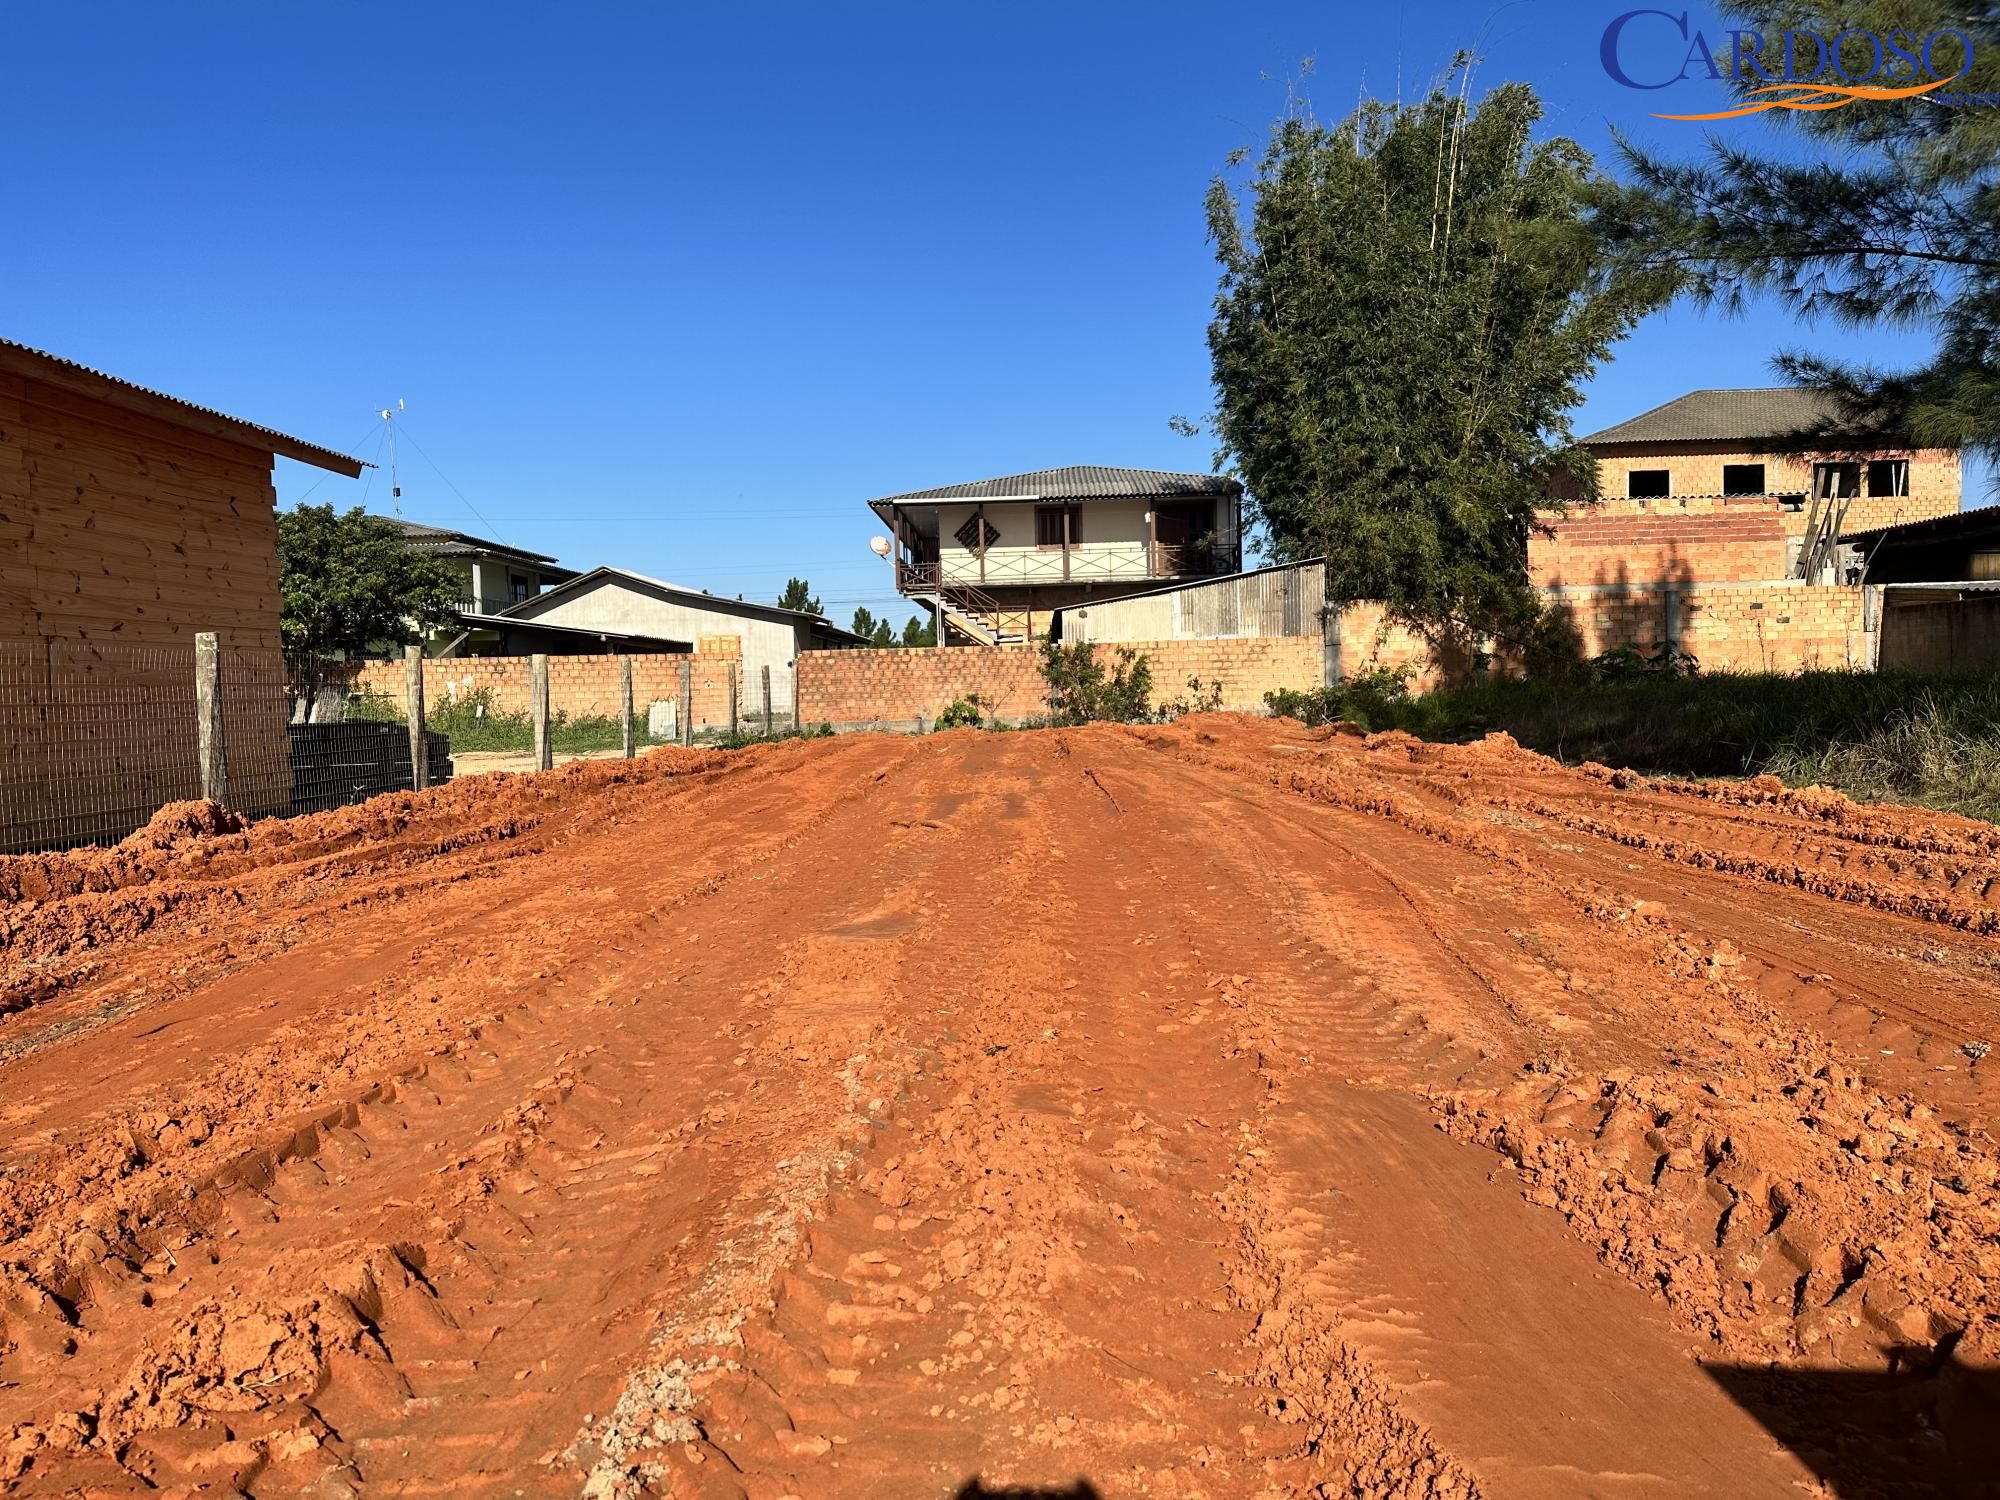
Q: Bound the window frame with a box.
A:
[1813,461,1862,500]
[1721,463,1766,497]
[1867,458,1910,498]
[1626,469,1671,500]
[1034,504,1082,550]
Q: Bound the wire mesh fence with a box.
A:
[0,638,454,856]
[0,638,204,854]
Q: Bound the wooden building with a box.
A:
[0,339,363,847]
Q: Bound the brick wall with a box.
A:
[1530,505,1790,586]
[351,641,753,731]
[1588,444,1959,538]
[796,637,1324,728]
[1543,583,1874,673]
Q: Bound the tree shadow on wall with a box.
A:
[953,1481,1103,1499]
[1704,1355,2000,1500]
[1527,550,1697,679]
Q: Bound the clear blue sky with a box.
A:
[1,2,1967,630]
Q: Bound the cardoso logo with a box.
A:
[1600,9,1982,118]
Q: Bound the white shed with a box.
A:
[489,567,863,711]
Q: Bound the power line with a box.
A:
[396,422,515,546]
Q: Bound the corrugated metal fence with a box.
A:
[1058,560,1325,643]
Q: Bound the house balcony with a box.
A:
[898,541,1230,594]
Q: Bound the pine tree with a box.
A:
[777,577,823,616]
[1599,3,2000,455]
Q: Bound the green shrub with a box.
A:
[1039,641,1154,725]
[1160,676,1224,719]
[1264,666,1413,731]
[934,693,988,730]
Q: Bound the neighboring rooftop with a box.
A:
[871,465,1240,505]
[1580,388,1843,447]
[1842,506,1997,547]
[383,518,573,574]
[498,565,869,643]
[0,337,365,476]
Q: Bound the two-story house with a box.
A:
[385,518,578,649]
[1537,388,1960,588]
[867,465,1244,643]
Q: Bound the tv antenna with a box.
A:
[378,399,406,514]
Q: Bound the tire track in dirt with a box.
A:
[5,720,2000,1496]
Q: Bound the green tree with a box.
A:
[277,504,462,665]
[851,605,879,641]
[1203,68,1667,651]
[778,577,823,615]
[1599,4,2000,457]
[901,614,937,647]
[870,619,894,648]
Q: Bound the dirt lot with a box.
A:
[2,716,1997,1498]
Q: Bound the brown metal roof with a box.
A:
[0,337,366,476]
[871,465,1240,505]
[1580,388,1842,447]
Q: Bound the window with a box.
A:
[1722,463,1766,496]
[1627,469,1670,499]
[510,572,531,603]
[1813,462,1861,499]
[1868,459,1909,497]
[1035,504,1081,548]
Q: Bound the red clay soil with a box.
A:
[2,720,1998,1498]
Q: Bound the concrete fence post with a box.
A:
[620,657,635,760]
[530,654,552,771]
[194,631,227,806]
[792,667,802,733]
[761,665,773,737]
[678,659,693,746]
[404,645,428,792]
[1320,605,1343,687]
[727,662,739,737]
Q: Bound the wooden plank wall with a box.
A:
[0,374,294,841]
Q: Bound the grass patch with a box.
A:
[1358,669,2000,822]
[348,686,823,755]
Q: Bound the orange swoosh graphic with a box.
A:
[1654,72,1957,120]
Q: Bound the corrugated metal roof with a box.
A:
[497,565,870,642]
[872,465,1240,504]
[384,517,570,570]
[1843,505,1992,546]
[0,337,366,476]
[1581,388,1841,446]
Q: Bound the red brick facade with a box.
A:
[1530,504,1791,587]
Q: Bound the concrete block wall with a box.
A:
[351,640,752,730]
[795,637,1324,730]
[1543,583,1875,673]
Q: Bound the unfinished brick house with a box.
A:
[1537,388,1960,588]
